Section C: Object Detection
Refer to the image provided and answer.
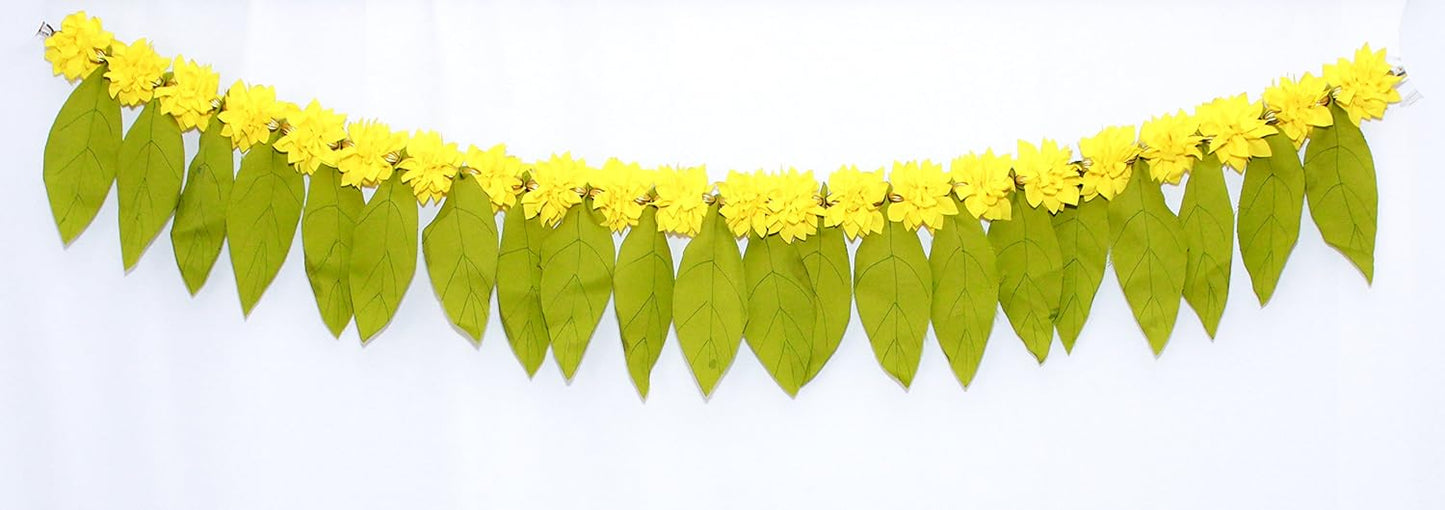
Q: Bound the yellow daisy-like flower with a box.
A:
[217,81,288,151]
[1079,125,1140,202]
[949,150,1014,221]
[335,120,406,188]
[153,56,219,132]
[43,11,113,81]
[718,170,770,238]
[1140,109,1204,185]
[823,165,888,240]
[464,143,526,212]
[1196,94,1276,173]
[398,130,463,205]
[273,99,346,175]
[1323,44,1402,126]
[763,169,825,243]
[653,165,711,237]
[1264,73,1333,148]
[887,160,958,233]
[1014,139,1081,214]
[104,38,169,107]
[523,153,589,227]
[591,159,653,233]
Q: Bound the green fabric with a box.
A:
[613,208,674,398]
[743,233,817,396]
[931,208,998,389]
[797,219,850,384]
[44,66,121,245]
[422,175,499,345]
[302,165,363,337]
[227,141,303,316]
[1051,197,1109,352]
[1179,153,1233,337]
[116,99,184,270]
[171,116,233,294]
[1110,161,1187,355]
[854,207,931,388]
[348,174,418,343]
[990,192,1062,364]
[1304,103,1378,283]
[1237,134,1305,305]
[673,205,746,397]
[540,200,615,380]
[497,201,550,377]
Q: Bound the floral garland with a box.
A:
[40,11,1402,397]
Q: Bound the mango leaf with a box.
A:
[302,165,363,337]
[423,175,499,345]
[116,100,185,270]
[348,174,418,343]
[743,233,817,397]
[930,207,998,389]
[1237,134,1305,305]
[540,200,615,380]
[1304,102,1378,283]
[171,116,234,294]
[989,191,1062,363]
[497,202,550,377]
[854,208,931,388]
[227,142,303,316]
[1051,197,1109,353]
[613,208,674,398]
[673,204,747,397]
[797,218,850,384]
[44,66,121,244]
[1109,161,1187,355]
[1178,153,1233,337]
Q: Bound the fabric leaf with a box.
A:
[613,208,674,398]
[1109,161,1187,355]
[743,234,817,397]
[673,204,747,397]
[44,66,121,244]
[497,201,550,377]
[797,219,850,384]
[116,99,185,270]
[348,174,419,343]
[1051,197,1109,353]
[302,165,363,337]
[540,200,615,381]
[1303,102,1378,283]
[423,174,500,345]
[854,209,932,388]
[989,191,1062,363]
[171,115,234,294]
[931,206,998,389]
[1237,134,1305,305]
[1179,153,1233,337]
[227,142,303,316]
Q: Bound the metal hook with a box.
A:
[36,22,55,38]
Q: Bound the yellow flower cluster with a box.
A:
[592,159,653,233]
[718,170,769,238]
[399,131,464,204]
[823,165,888,240]
[464,144,527,212]
[104,38,169,107]
[217,81,290,152]
[523,153,589,227]
[274,99,346,175]
[653,165,711,236]
[949,150,1014,221]
[1139,110,1204,184]
[1263,74,1333,147]
[1323,44,1403,126]
[154,57,219,131]
[887,160,957,233]
[43,11,113,81]
[1015,139,1080,214]
[718,170,824,242]
[336,120,406,188]
[1078,125,1139,202]
[1197,94,1276,173]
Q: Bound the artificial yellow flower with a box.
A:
[592,159,653,232]
[887,160,958,232]
[823,165,888,239]
[764,169,825,243]
[1196,94,1276,173]
[43,11,113,81]
[1014,139,1081,214]
[949,150,1014,221]
[397,130,463,204]
[464,143,526,212]
[154,56,219,131]
[1264,73,1333,147]
[217,81,287,151]
[718,170,770,238]
[523,153,589,227]
[104,38,169,107]
[653,165,711,236]
[1079,125,1140,201]
[1139,109,1204,185]
[274,99,346,175]
[335,119,406,188]
[1323,44,1403,126]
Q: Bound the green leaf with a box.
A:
[1304,102,1378,283]
[423,175,499,345]
[540,200,615,380]
[44,66,121,244]
[1237,134,1305,305]
[1051,197,1109,353]
[302,165,363,337]
[116,100,185,270]
[1109,161,1187,355]
[743,233,817,396]
[797,218,850,384]
[673,204,747,397]
[989,192,1062,363]
[227,142,303,316]
[1179,153,1233,337]
[171,116,234,294]
[613,208,674,398]
[348,174,418,343]
[930,207,998,389]
[854,209,931,388]
[497,202,550,377]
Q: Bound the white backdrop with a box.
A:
[3,1,1444,509]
